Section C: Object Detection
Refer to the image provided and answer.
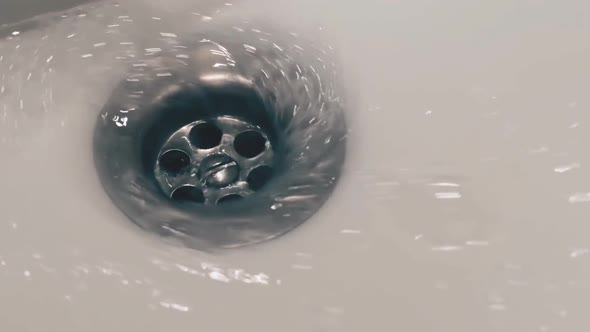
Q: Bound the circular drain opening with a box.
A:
[189,122,223,149]
[217,194,244,204]
[234,130,267,158]
[247,166,273,191]
[171,185,205,203]
[93,31,347,249]
[158,149,191,174]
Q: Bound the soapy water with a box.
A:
[2,0,590,331]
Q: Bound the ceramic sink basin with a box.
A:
[1,1,589,331]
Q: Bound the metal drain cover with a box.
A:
[93,29,347,250]
[155,116,275,205]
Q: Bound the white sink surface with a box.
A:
[1,0,590,330]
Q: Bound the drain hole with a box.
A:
[234,130,267,158]
[189,122,223,149]
[159,150,191,174]
[217,194,243,204]
[171,185,205,203]
[247,166,274,191]
[94,35,348,248]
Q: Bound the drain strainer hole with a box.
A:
[247,165,274,191]
[234,130,267,158]
[217,194,244,204]
[171,185,205,203]
[159,150,191,174]
[189,122,223,149]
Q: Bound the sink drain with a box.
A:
[154,116,275,205]
[93,28,347,249]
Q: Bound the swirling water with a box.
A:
[1,0,590,331]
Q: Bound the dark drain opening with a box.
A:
[159,149,191,174]
[247,165,273,191]
[217,194,244,204]
[189,122,223,149]
[234,130,267,158]
[171,185,205,203]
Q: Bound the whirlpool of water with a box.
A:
[2,0,590,331]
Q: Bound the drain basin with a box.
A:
[93,29,347,249]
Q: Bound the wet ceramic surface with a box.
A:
[1,1,590,331]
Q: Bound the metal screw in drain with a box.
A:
[200,154,239,188]
[93,31,347,250]
[154,116,274,205]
